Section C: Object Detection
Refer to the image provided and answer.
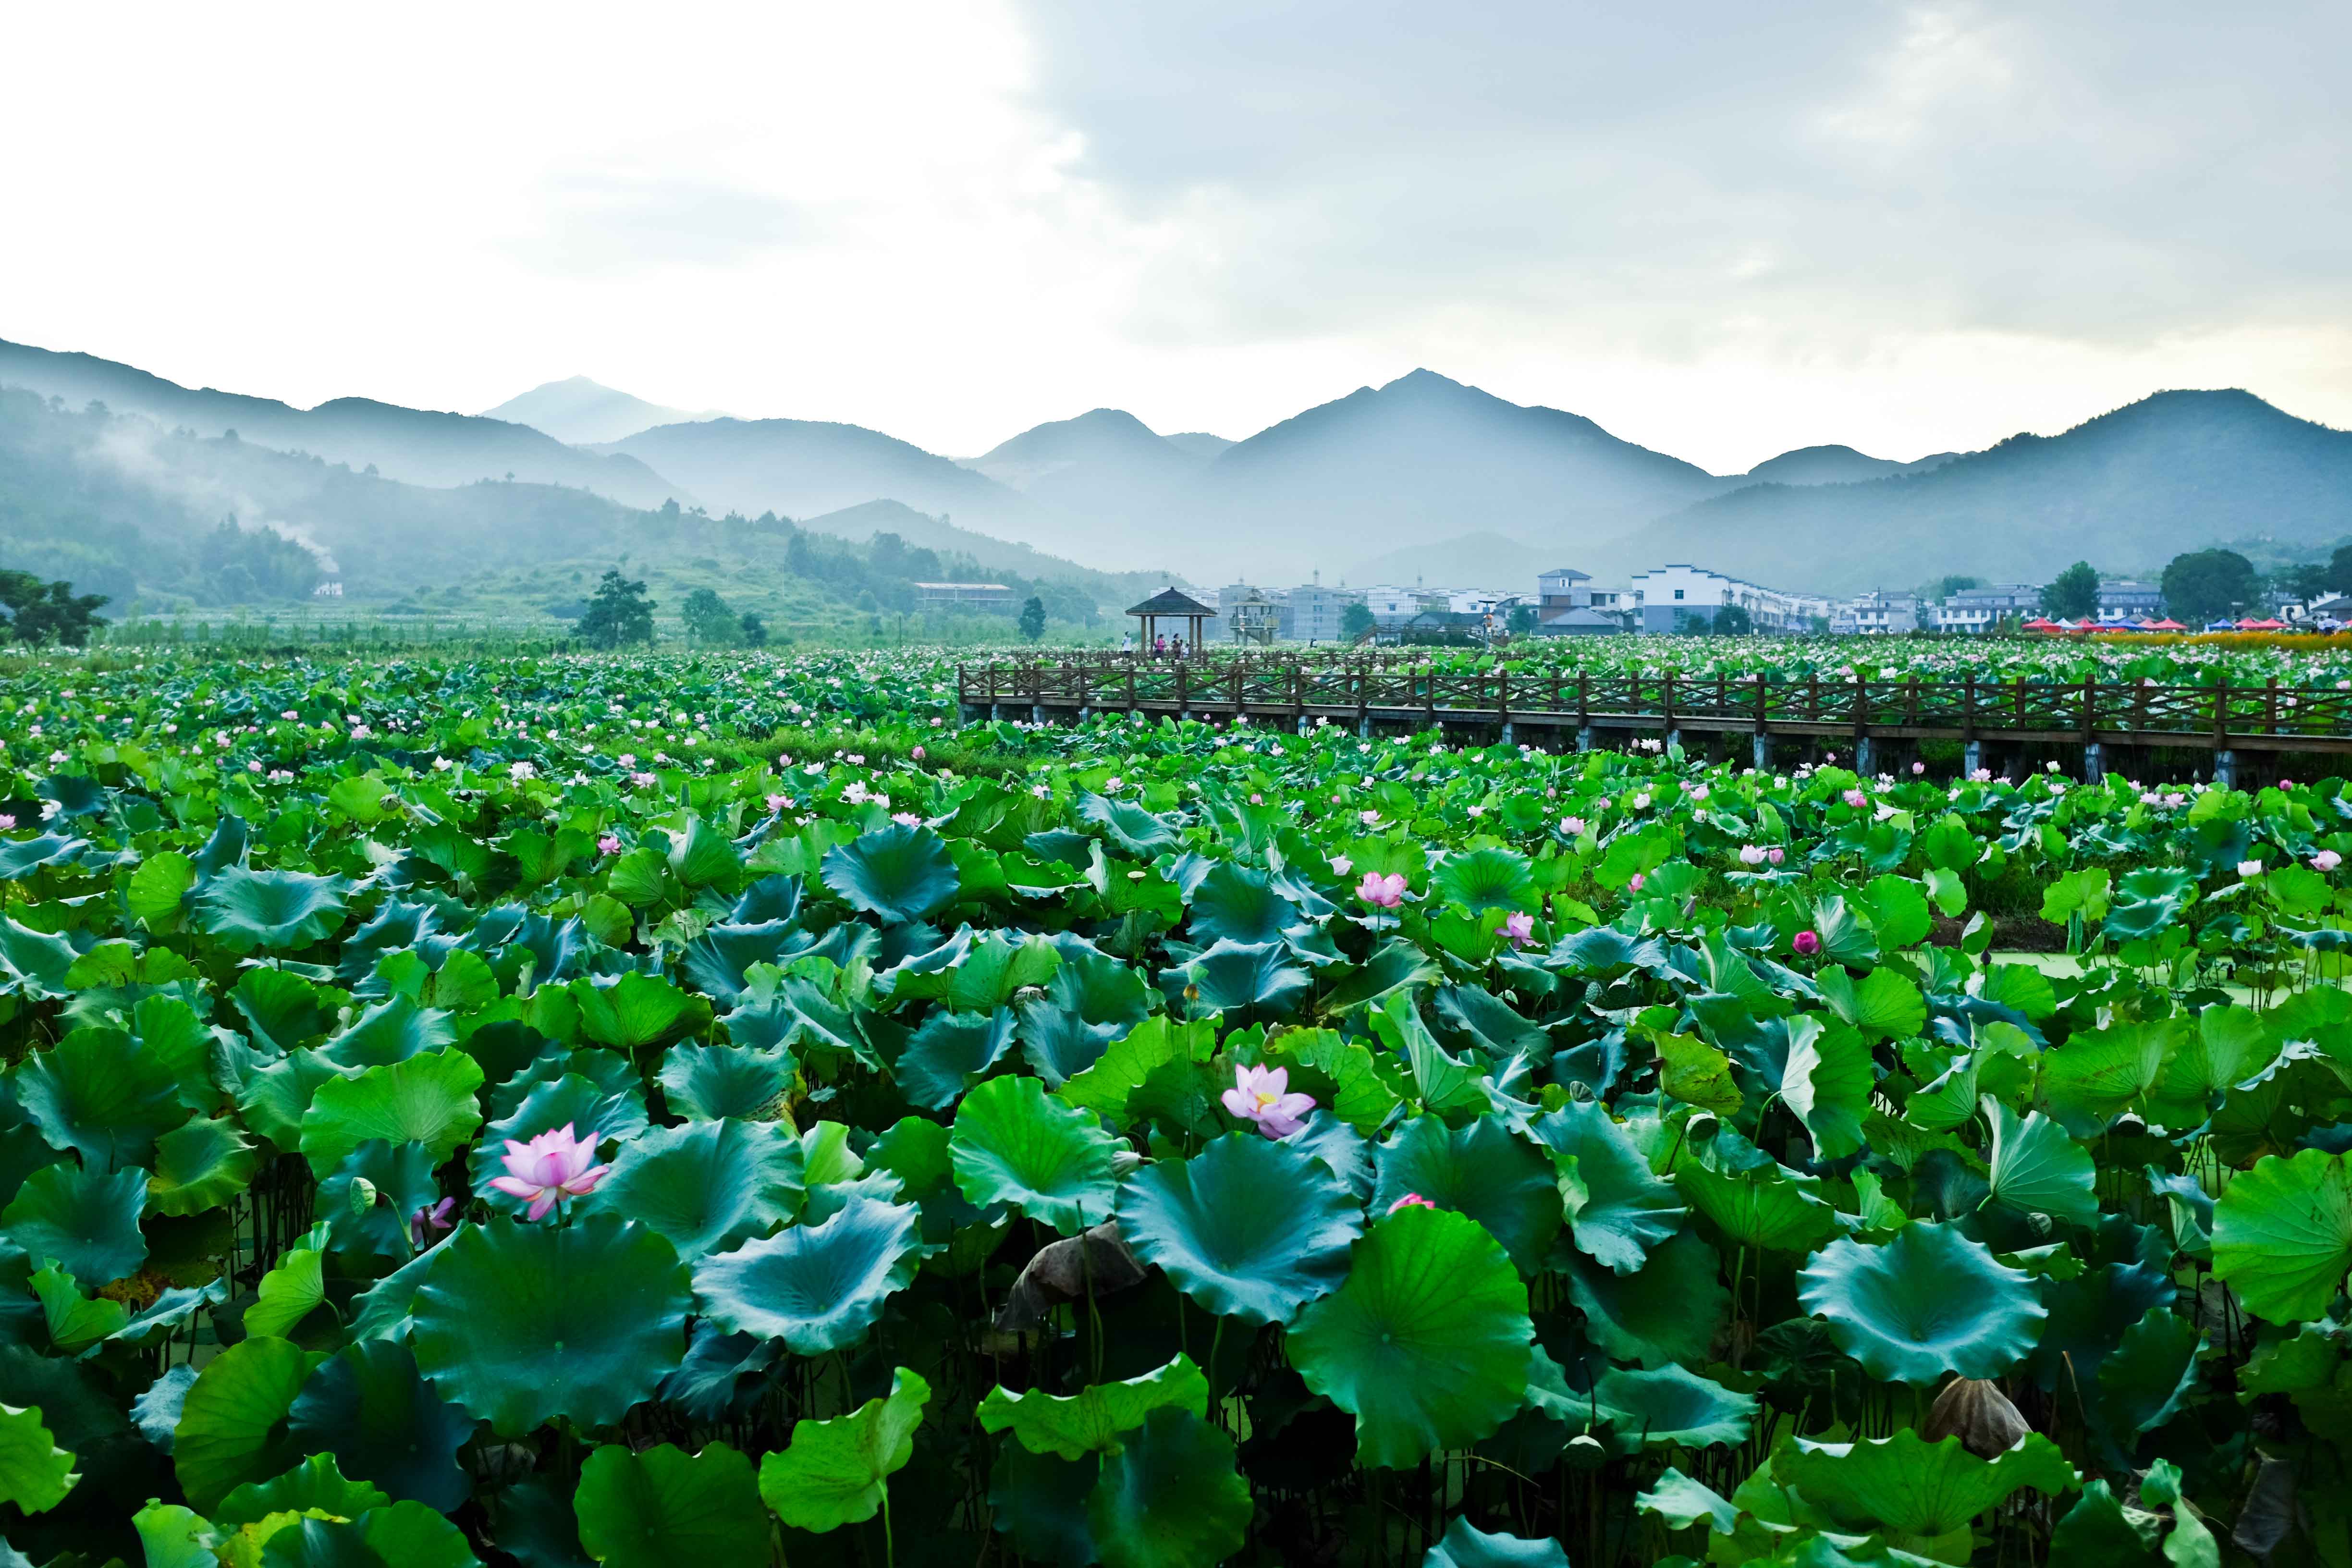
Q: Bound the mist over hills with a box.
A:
[0,338,689,510]
[479,376,727,446]
[9,331,2349,608]
[1616,389,2352,596]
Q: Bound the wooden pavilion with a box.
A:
[1127,587,1215,657]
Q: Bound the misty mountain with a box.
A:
[1740,444,1958,485]
[1187,369,1734,581]
[1347,533,1572,590]
[1164,432,1236,459]
[480,376,727,445]
[1620,390,2352,596]
[0,388,1137,617]
[0,338,690,510]
[961,408,1212,524]
[799,499,1170,603]
[598,417,1115,564]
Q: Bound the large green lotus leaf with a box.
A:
[570,972,712,1053]
[574,1441,766,1568]
[1321,937,1443,1015]
[2095,1308,2204,1439]
[1433,847,1538,917]
[298,1049,484,1177]
[1117,1134,1361,1324]
[1187,862,1303,947]
[15,1025,192,1168]
[134,1499,220,1568]
[1797,1223,2045,1384]
[352,1500,481,1568]
[233,967,340,1054]
[194,867,351,953]
[868,1116,954,1194]
[821,824,960,924]
[1635,1467,1740,1532]
[0,1401,78,1515]
[897,1008,1019,1110]
[1678,1158,1841,1253]
[889,930,1061,1010]
[1371,1114,1561,1275]
[411,1215,690,1436]
[1172,938,1311,1019]
[2212,1148,2352,1323]
[0,916,77,1000]
[1423,1516,1571,1567]
[954,1074,1118,1233]
[1085,1406,1251,1568]
[2046,1480,2165,1566]
[1059,1016,1217,1124]
[245,1228,332,1340]
[319,996,458,1070]
[1589,1363,1758,1450]
[2143,1005,2274,1132]
[1530,1102,1687,1274]
[691,1193,918,1353]
[987,1443,1100,1568]
[2,1160,147,1285]
[469,1074,647,1211]
[1562,1228,1728,1367]
[656,1043,791,1121]
[1017,946,1152,1087]
[236,1049,356,1156]
[175,1336,315,1513]
[2037,1021,2173,1138]
[488,1473,594,1568]
[979,1354,1209,1461]
[1982,1098,2099,1226]
[1075,793,1179,858]
[286,1340,472,1512]
[757,1366,930,1531]
[1780,1016,1873,1160]
[1287,1205,1535,1468]
[216,1451,389,1527]
[1779,1429,2080,1538]
[31,1264,126,1351]
[583,1118,802,1259]
[149,1116,261,1217]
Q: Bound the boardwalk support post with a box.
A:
[2215,749,2237,790]
[1856,735,1875,777]
[2082,742,2104,783]
[1752,733,1769,771]
[1576,725,1594,753]
[1962,739,1981,777]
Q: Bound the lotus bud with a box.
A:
[347,1177,379,1218]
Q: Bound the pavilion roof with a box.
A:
[1127,587,1216,616]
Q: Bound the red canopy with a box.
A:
[2021,617,2059,631]
[2146,618,2186,631]
[2239,617,2287,630]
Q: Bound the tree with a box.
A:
[2040,561,2101,620]
[1932,574,1981,600]
[1713,604,1754,636]
[739,612,768,647]
[0,570,108,645]
[1340,602,1378,640]
[1506,604,1539,634]
[1017,595,1046,641]
[576,569,655,649]
[681,587,740,645]
[2331,542,2352,595]
[2161,549,2257,625]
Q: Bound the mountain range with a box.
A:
[479,377,728,446]
[7,335,2351,600]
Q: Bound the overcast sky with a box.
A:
[4,1,2344,472]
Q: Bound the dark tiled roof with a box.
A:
[1127,588,1216,616]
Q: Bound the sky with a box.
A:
[3,1,2345,474]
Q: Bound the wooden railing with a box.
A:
[954,662,2352,753]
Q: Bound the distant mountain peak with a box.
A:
[479,377,725,446]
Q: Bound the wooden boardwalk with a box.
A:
[957,659,2352,783]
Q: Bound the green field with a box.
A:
[0,642,2343,1567]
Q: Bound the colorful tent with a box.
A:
[2238,617,2287,631]
[2146,618,2186,631]
[2021,617,2059,632]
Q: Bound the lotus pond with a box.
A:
[0,648,2349,1568]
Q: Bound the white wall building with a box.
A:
[1830,591,1923,634]
[1933,584,2039,633]
[1625,565,1823,633]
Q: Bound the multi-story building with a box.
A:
[1360,586,1442,626]
[1283,582,1365,642]
[1829,591,1923,635]
[1534,567,1633,634]
[1624,565,1822,633]
[914,582,1017,613]
[2097,580,2165,620]
[1934,584,2040,633]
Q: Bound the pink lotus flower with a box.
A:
[1792,930,1821,957]
[1628,873,1645,892]
[2317,850,2343,872]
[1560,816,1585,835]
[0,816,13,831]
[1504,911,1535,946]
[1767,847,1785,865]
[1387,1192,1438,1215]
[410,1197,455,1249]
[1842,788,1867,809]
[1738,845,1765,866]
[597,833,622,855]
[1357,870,1407,908]
[489,1124,611,1220]
[1329,855,1353,876]
[765,793,790,813]
[1222,1065,1315,1138]
[911,746,925,760]
[1911,761,1925,775]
